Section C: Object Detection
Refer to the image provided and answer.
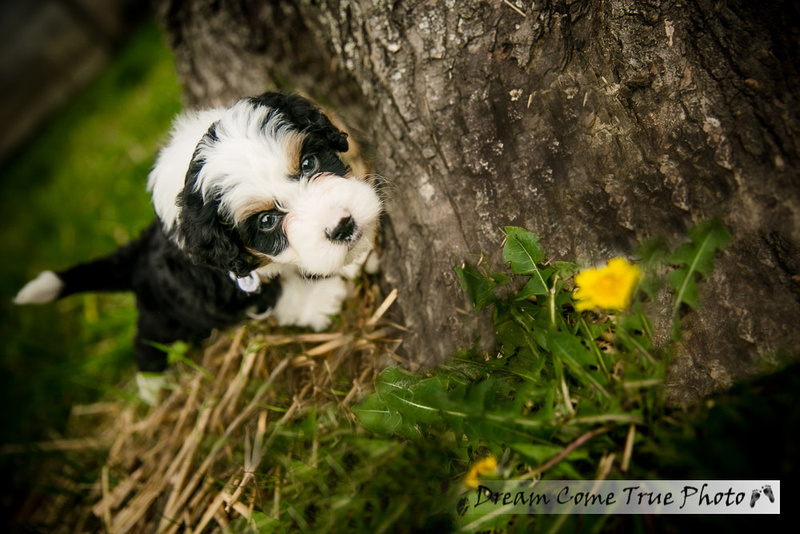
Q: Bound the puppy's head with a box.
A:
[166,93,381,278]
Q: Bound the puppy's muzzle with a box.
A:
[327,215,357,244]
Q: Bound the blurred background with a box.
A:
[0,0,182,516]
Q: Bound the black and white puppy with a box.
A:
[15,92,382,401]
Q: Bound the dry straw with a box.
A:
[15,278,403,532]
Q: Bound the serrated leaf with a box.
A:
[382,376,448,425]
[495,318,528,355]
[669,218,730,279]
[670,242,717,279]
[554,289,574,309]
[516,275,549,298]
[374,365,419,400]
[667,268,698,309]
[352,394,402,436]
[668,217,730,316]
[546,331,610,398]
[503,227,545,274]
[546,331,594,367]
[357,366,429,438]
[506,349,545,380]
[686,218,731,271]
[636,236,671,267]
[503,227,550,305]
[455,262,497,310]
[554,261,578,279]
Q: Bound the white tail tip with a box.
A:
[14,271,64,304]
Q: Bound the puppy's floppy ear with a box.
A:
[306,108,349,153]
[250,92,349,153]
[175,125,254,277]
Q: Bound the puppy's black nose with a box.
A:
[327,216,356,243]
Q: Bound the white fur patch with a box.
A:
[14,271,64,304]
[272,270,350,332]
[280,176,382,276]
[189,103,301,224]
[148,108,226,231]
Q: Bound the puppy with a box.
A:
[15,92,383,402]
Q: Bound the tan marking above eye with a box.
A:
[284,131,305,177]
[234,199,276,224]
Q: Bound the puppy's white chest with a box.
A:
[270,270,350,332]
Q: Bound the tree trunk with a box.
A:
[155,0,800,404]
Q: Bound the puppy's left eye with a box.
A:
[300,155,318,176]
[258,212,280,231]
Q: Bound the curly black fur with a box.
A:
[176,131,257,278]
[248,92,349,153]
[57,222,280,372]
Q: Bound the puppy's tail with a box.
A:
[14,271,66,304]
[15,255,134,305]
[14,226,151,305]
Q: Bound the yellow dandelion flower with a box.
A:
[574,258,641,312]
[463,455,497,489]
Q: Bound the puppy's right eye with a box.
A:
[258,212,280,231]
[300,155,319,176]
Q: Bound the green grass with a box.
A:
[235,223,792,532]
[0,22,182,447]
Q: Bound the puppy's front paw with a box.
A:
[274,275,349,331]
[339,249,380,280]
[362,250,380,274]
[302,278,347,331]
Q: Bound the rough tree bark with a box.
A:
[154,0,800,404]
